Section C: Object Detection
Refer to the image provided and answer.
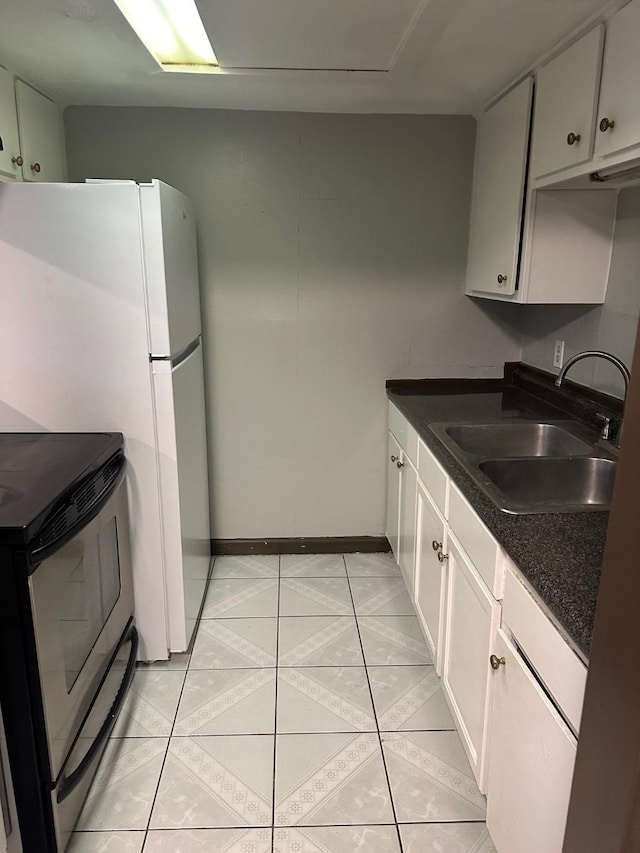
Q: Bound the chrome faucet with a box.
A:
[555,350,630,448]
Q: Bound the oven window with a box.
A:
[61,517,122,693]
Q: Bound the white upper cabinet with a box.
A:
[531,26,604,180]
[594,0,640,161]
[0,66,21,180]
[466,78,533,298]
[15,79,66,183]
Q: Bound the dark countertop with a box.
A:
[387,369,616,663]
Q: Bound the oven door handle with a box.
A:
[56,624,138,804]
[29,455,126,568]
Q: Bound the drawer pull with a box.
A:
[490,654,506,670]
[432,540,442,552]
[437,550,448,563]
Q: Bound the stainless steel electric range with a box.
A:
[0,433,136,852]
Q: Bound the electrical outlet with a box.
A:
[553,340,565,369]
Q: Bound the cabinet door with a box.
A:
[531,26,604,179]
[398,459,417,600]
[442,534,500,791]
[0,67,22,180]
[594,0,640,160]
[15,79,66,182]
[414,482,447,674]
[466,78,533,297]
[386,432,402,562]
[486,629,577,853]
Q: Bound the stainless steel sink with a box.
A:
[479,457,617,513]
[429,419,616,514]
[443,423,592,458]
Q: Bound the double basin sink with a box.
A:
[429,421,617,514]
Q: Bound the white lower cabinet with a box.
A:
[386,431,402,561]
[386,402,585,847]
[486,628,578,853]
[414,481,447,674]
[398,456,417,599]
[441,533,500,792]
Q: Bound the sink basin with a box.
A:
[442,423,592,458]
[428,419,616,514]
[479,457,617,512]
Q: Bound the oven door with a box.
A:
[28,467,134,781]
[52,620,137,851]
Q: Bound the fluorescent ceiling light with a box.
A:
[114,0,218,69]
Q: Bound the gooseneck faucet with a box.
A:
[555,350,630,448]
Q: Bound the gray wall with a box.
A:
[521,187,640,399]
[65,107,522,538]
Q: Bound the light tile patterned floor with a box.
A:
[72,554,496,852]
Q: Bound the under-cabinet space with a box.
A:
[486,628,577,853]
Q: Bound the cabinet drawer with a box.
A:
[417,439,448,517]
[503,565,587,734]
[388,402,418,466]
[448,483,504,599]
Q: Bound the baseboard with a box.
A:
[210,537,391,556]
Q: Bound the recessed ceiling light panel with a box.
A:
[113,0,218,69]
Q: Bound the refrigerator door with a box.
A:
[0,181,168,663]
[140,180,203,358]
[152,339,211,651]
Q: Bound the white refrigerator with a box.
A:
[0,179,211,661]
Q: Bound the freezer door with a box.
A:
[140,180,203,358]
[152,340,211,651]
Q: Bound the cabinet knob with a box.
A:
[12,155,24,166]
[390,455,398,463]
[599,117,615,133]
[497,274,508,284]
[431,540,442,552]
[437,550,448,563]
[566,132,581,146]
[396,460,405,469]
[490,654,506,670]
[30,162,41,173]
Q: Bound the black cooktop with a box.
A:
[0,432,123,544]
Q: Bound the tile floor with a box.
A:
[69,553,497,853]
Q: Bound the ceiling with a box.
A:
[0,0,615,113]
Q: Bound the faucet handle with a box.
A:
[595,413,612,440]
